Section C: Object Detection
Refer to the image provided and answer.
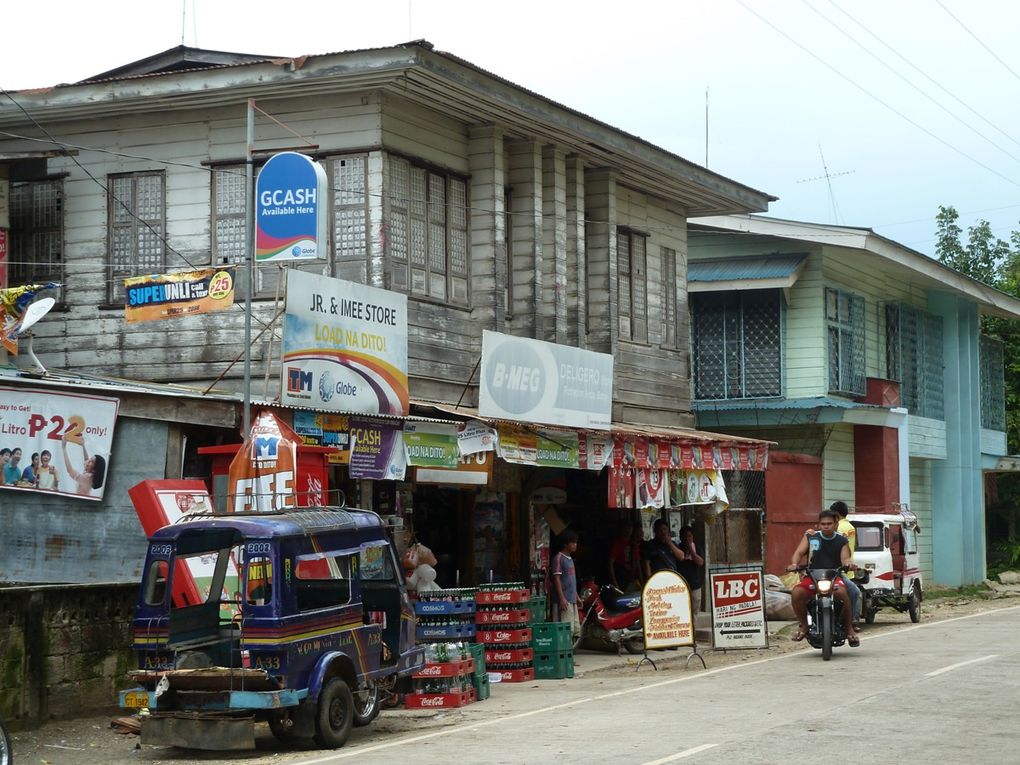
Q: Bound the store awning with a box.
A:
[694,396,906,428]
[688,253,807,293]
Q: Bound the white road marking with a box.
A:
[288,604,1020,765]
[641,743,718,764]
[925,654,998,677]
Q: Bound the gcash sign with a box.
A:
[255,152,328,262]
[478,330,613,430]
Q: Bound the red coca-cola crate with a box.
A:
[404,688,477,709]
[485,647,533,664]
[477,627,532,644]
[412,658,475,678]
[476,589,530,605]
[493,667,535,683]
[475,608,531,625]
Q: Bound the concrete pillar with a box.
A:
[929,293,985,585]
[507,141,543,338]
[468,126,506,332]
[565,156,586,348]
[584,168,616,354]
[541,145,567,344]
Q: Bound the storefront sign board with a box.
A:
[255,152,328,262]
[282,269,409,415]
[348,417,405,480]
[293,410,351,464]
[642,569,695,650]
[709,567,768,650]
[0,386,119,501]
[479,330,613,430]
[404,422,459,468]
[415,450,493,486]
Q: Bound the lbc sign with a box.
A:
[255,152,328,262]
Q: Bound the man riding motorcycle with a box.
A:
[786,508,860,647]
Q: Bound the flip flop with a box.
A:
[848,635,860,647]
[791,628,807,642]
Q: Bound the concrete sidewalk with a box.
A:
[567,612,796,677]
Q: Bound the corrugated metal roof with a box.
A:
[693,396,886,412]
[688,254,807,283]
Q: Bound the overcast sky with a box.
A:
[3,0,1019,258]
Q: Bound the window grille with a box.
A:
[885,303,944,419]
[386,155,469,305]
[692,290,782,399]
[10,179,63,289]
[331,156,368,284]
[617,228,647,342]
[980,334,1006,431]
[108,171,165,303]
[826,287,865,396]
[661,247,678,347]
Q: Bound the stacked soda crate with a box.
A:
[405,643,477,709]
[414,588,477,644]
[531,621,575,679]
[468,641,490,700]
[476,582,534,682]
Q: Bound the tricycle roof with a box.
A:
[148,507,385,542]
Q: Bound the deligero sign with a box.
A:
[478,330,613,430]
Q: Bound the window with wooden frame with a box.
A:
[107,171,165,303]
[617,227,647,342]
[826,287,866,396]
[9,178,64,290]
[885,303,943,419]
[660,246,679,347]
[386,155,469,305]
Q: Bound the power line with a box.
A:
[735,0,1020,191]
[936,0,1020,85]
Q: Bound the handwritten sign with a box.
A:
[641,570,694,650]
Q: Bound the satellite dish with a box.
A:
[18,297,56,334]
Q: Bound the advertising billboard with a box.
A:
[281,269,409,415]
[255,152,328,262]
[478,330,613,430]
[123,267,235,323]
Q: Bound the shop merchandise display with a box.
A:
[405,642,477,708]
[477,582,536,682]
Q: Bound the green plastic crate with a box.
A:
[534,649,574,679]
[527,596,547,623]
[471,672,491,700]
[530,621,572,652]
[468,641,486,676]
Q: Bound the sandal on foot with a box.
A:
[791,628,807,642]
[848,635,860,647]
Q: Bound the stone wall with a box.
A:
[0,583,136,728]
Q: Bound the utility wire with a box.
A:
[829,0,1020,151]
[804,0,1020,166]
[735,0,1020,190]
[935,0,1020,85]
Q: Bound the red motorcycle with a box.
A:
[574,579,644,654]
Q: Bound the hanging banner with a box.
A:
[403,422,459,468]
[636,467,667,509]
[458,420,498,456]
[255,151,328,262]
[608,466,635,509]
[642,570,695,650]
[669,469,730,514]
[578,434,612,471]
[0,387,118,501]
[282,269,409,415]
[227,410,300,512]
[709,566,768,650]
[348,417,405,480]
[415,450,493,486]
[292,410,351,464]
[496,423,538,464]
[478,330,613,430]
[123,267,235,323]
[536,430,580,469]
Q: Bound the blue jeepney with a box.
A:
[119,507,423,750]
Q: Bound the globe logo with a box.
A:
[291,245,301,257]
[319,370,334,402]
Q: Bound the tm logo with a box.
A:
[251,435,280,463]
[287,367,312,393]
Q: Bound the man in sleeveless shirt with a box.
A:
[786,509,860,646]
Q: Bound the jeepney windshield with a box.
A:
[359,543,397,582]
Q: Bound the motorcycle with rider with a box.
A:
[786,508,860,658]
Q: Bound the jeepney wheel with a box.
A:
[352,682,381,727]
[314,677,354,748]
[864,605,877,625]
[908,585,921,623]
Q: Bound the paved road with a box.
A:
[281,604,1020,765]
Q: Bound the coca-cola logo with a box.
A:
[491,612,512,622]
[420,697,446,707]
[419,666,441,675]
[492,652,511,661]
[492,593,512,601]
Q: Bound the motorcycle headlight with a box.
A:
[816,579,833,594]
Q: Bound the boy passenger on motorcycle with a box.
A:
[786,509,860,647]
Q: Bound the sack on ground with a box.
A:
[765,589,797,621]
